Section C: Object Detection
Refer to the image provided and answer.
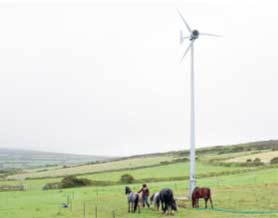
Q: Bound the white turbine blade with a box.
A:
[180,30,190,44]
[180,30,184,44]
[180,41,193,62]
[177,9,192,33]
[200,32,222,37]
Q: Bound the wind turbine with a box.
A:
[177,9,221,199]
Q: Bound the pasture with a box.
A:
[1,142,278,218]
[0,168,278,218]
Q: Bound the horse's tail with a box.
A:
[207,188,211,198]
[208,188,213,208]
[134,194,140,213]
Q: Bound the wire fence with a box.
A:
[59,193,136,218]
[59,192,278,218]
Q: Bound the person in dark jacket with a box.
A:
[138,184,150,208]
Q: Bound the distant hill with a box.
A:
[0,148,110,170]
[1,140,277,171]
[117,140,278,159]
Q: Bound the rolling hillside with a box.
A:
[4,140,278,181]
[0,148,110,170]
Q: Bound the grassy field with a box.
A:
[1,141,278,218]
[0,161,252,191]
[0,168,277,218]
[225,150,278,163]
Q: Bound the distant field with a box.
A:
[81,161,250,182]
[8,155,177,180]
[225,150,278,163]
[0,161,252,191]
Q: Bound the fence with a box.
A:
[61,193,145,218]
[0,185,25,191]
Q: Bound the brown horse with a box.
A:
[191,187,213,208]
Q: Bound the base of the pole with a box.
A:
[188,178,196,200]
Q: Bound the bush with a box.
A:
[120,174,134,184]
[253,158,261,163]
[60,176,92,188]
[252,158,264,166]
[270,157,278,165]
[171,158,190,163]
[43,182,61,190]
[246,159,252,163]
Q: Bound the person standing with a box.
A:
[138,184,150,208]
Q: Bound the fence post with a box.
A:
[70,198,73,212]
[96,188,99,202]
[95,205,98,218]
[67,195,70,205]
[83,202,86,218]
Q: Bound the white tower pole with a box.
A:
[189,43,196,199]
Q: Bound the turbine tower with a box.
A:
[177,9,221,199]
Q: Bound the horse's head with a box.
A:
[125,186,131,194]
[193,186,199,193]
[150,193,154,202]
[171,199,177,211]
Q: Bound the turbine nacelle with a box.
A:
[190,30,199,41]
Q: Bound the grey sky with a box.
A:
[0,0,277,156]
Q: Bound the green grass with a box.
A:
[0,168,278,218]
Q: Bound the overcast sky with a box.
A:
[0,0,277,156]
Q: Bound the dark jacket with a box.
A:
[138,187,149,197]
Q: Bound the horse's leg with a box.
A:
[131,202,134,213]
[128,202,130,213]
[210,197,214,209]
[133,202,137,213]
[162,202,166,214]
[192,199,195,208]
[205,198,208,208]
[166,204,169,215]
[197,199,199,208]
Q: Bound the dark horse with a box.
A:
[125,186,140,213]
[159,188,177,214]
[191,187,213,208]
